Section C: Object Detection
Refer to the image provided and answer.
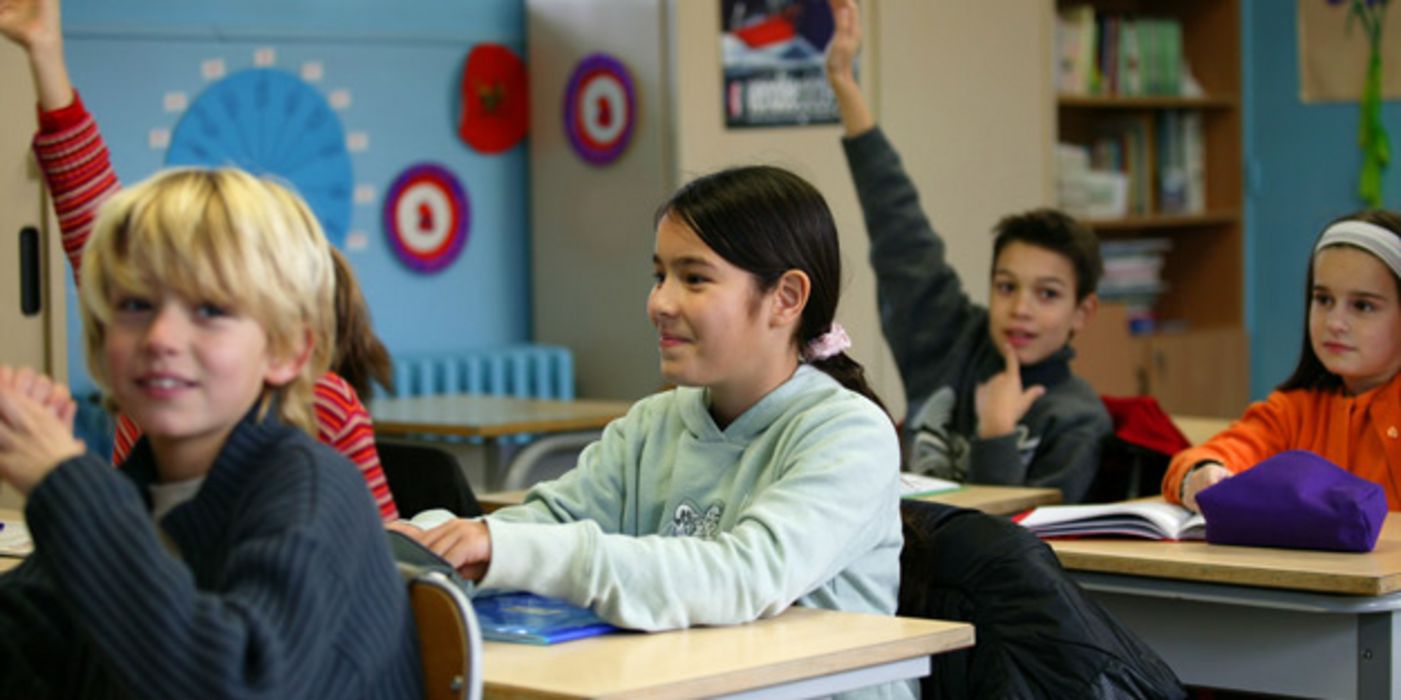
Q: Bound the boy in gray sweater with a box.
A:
[826,0,1110,502]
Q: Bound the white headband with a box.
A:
[1315,220,1401,279]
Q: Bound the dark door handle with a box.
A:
[20,226,40,316]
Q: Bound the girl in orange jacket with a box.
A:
[1166,210,1401,511]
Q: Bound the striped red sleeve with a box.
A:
[31,91,121,284]
[314,372,400,522]
[110,413,141,466]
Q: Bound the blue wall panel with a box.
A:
[1244,0,1401,398]
[58,1,528,395]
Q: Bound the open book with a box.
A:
[899,473,961,498]
[0,519,31,557]
[1015,501,1206,541]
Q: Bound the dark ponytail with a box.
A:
[657,165,888,416]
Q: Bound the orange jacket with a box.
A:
[1163,372,1401,510]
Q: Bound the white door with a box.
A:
[0,43,66,509]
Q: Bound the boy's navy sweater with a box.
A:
[842,127,1111,503]
[0,409,423,699]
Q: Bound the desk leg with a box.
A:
[1087,590,1386,698]
[1359,612,1399,699]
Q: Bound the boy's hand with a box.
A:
[0,364,76,428]
[824,0,860,88]
[0,0,60,52]
[418,518,493,581]
[975,343,1046,439]
[824,0,874,138]
[0,386,84,495]
[1181,462,1231,512]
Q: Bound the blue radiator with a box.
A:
[389,344,575,400]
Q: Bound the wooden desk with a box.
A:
[482,606,973,699]
[370,394,632,489]
[479,484,1061,516]
[1050,514,1401,697]
[370,394,632,440]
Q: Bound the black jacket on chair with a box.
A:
[898,500,1185,699]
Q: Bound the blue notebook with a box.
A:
[387,531,617,646]
[471,591,618,645]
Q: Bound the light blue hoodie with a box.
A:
[483,365,903,636]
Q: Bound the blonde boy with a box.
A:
[0,169,422,698]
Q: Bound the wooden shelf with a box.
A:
[1057,95,1237,110]
[1082,210,1240,231]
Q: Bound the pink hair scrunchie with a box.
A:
[802,322,852,362]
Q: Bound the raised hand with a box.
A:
[824,0,860,86]
[0,0,59,52]
[975,343,1046,439]
[824,0,873,136]
[0,0,72,110]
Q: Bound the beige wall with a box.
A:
[531,0,1053,416]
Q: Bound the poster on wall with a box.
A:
[1298,0,1401,102]
[721,0,843,128]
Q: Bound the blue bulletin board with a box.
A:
[59,1,529,396]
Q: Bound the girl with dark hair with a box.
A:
[395,167,907,695]
[1165,210,1401,512]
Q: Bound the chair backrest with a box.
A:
[897,500,1185,699]
[404,568,484,700]
[378,440,484,518]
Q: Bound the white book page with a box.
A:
[899,473,961,497]
[0,520,32,557]
[1019,501,1197,538]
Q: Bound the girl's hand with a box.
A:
[0,0,60,52]
[1181,462,1231,512]
[975,343,1046,439]
[419,518,493,581]
[824,0,860,88]
[0,386,84,495]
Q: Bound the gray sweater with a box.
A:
[0,410,423,699]
[842,127,1111,503]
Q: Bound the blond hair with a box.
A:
[80,168,336,435]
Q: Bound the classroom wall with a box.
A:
[530,0,1053,413]
[1244,0,1401,398]
[57,0,529,396]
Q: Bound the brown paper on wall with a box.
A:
[1299,0,1401,102]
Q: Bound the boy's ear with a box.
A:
[1071,292,1099,334]
[770,269,811,328]
[264,328,315,387]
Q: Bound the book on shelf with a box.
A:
[1015,501,1206,541]
[900,472,961,498]
[1056,5,1098,95]
[1054,8,1183,97]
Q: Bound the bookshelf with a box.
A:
[1053,0,1247,417]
